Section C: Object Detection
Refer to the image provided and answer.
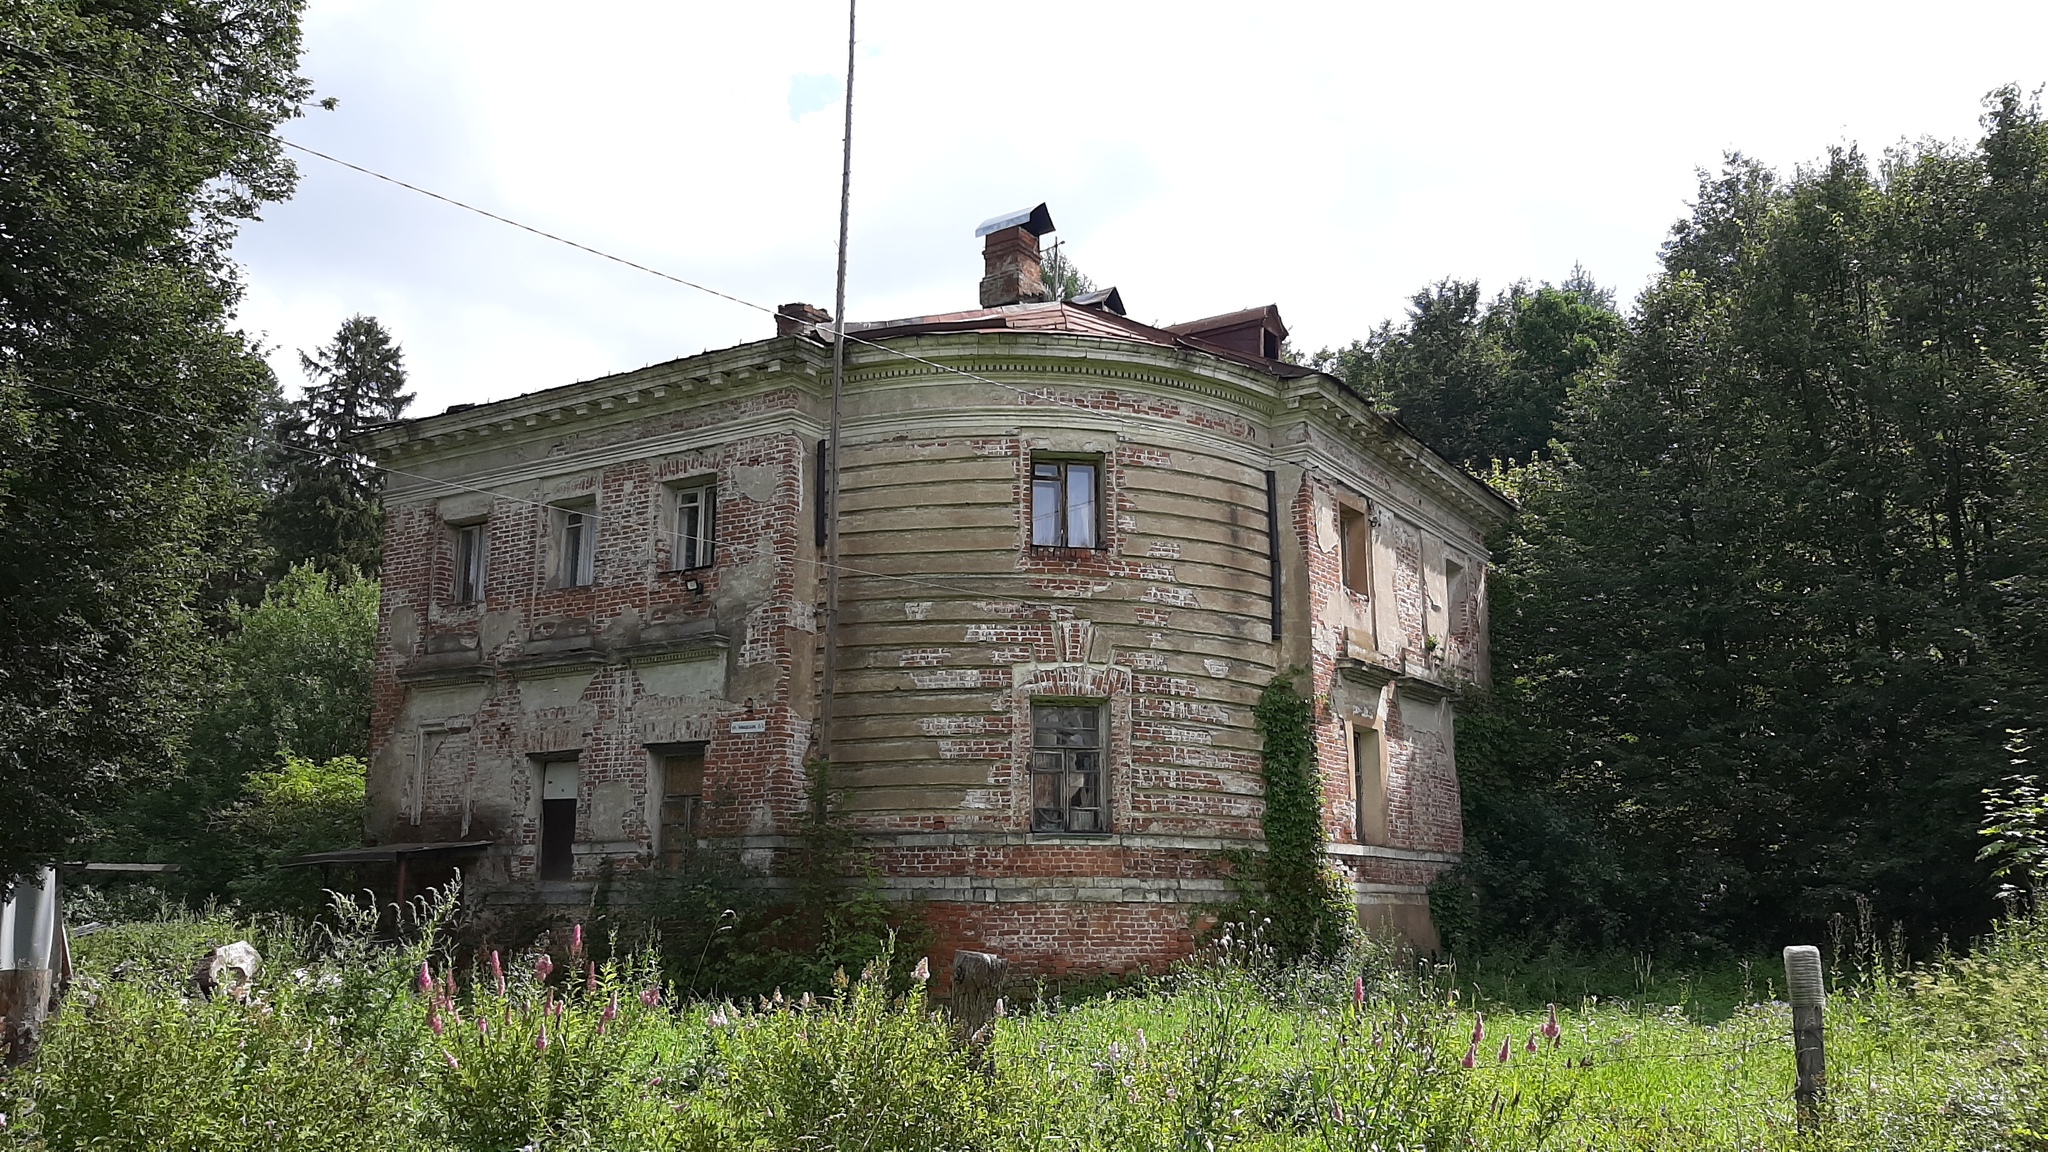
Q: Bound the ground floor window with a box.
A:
[657,745,705,868]
[538,757,579,880]
[1031,703,1104,833]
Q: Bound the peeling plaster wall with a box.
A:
[362,331,1506,974]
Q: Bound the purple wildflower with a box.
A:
[490,950,506,996]
[586,961,597,995]
[1461,1042,1477,1069]
[417,960,433,997]
[1471,1011,1485,1044]
[536,1022,549,1052]
[429,1010,445,1037]
[1497,1038,1512,1063]
[640,986,662,1009]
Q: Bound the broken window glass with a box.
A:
[1031,704,1105,833]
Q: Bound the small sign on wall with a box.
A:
[729,719,767,734]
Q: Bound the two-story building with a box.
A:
[359,205,1511,975]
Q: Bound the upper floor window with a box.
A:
[1031,703,1105,833]
[1339,502,1371,597]
[1444,554,1470,636]
[452,522,487,604]
[556,503,595,588]
[1031,457,1100,549]
[670,480,716,571]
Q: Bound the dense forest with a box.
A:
[7,0,2048,961]
[1318,97,2048,952]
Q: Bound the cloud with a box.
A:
[788,73,842,121]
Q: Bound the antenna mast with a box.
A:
[820,0,855,764]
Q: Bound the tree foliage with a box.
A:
[99,564,377,897]
[263,313,412,575]
[1314,272,1622,470]
[1450,90,2048,951]
[0,0,311,886]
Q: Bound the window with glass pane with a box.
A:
[454,523,486,603]
[658,746,705,869]
[672,483,716,570]
[1030,458,1100,548]
[1031,704,1105,833]
[559,507,594,587]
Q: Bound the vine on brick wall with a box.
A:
[1248,671,1353,961]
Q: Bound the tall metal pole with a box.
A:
[820,0,855,764]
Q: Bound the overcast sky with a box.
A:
[230,1,2048,416]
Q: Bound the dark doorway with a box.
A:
[539,759,578,880]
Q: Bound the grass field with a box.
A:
[3,891,2046,1151]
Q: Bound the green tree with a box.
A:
[263,314,412,575]
[1314,273,1622,470]
[1455,94,2048,950]
[98,565,377,898]
[216,752,366,912]
[0,0,312,886]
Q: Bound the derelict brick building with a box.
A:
[359,205,1512,973]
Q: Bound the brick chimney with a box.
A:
[974,203,1056,307]
[775,302,832,338]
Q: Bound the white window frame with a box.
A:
[555,503,596,588]
[669,480,717,571]
[452,521,487,604]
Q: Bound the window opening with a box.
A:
[671,482,716,571]
[1353,723,1386,846]
[1031,458,1101,549]
[453,523,487,604]
[1031,704,1105,833]
[539,758,578,880]
[559,506,595,587]
[1445,556,1469,637]
[658,746,705,868]
[1340,503,1371,597]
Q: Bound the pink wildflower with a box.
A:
[536,1022,549,1052]
[429,1010,445,1037]
[1497,1038,1512,1063]
[586,961,597,995]
[490,950,505,996]
[443,1049,459,1069]
[1541,1003,1562,1045]
[417,960,433,997]
[1471,1011,1485,1044]
[477,1017,489,1038]
[570,923,584,959]
[534,954,554,982]
[911,956,930,984]
[707,1007,729,1028]
[603,994,618,1025]
[1524,1032,1538,1054]
[1352,975,1366,1008]
[640,986,662,1009]
[1461,1042,1477,1069]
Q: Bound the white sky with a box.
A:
[230,0,2048,416]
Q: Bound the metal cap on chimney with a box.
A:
[977,203,1056,307]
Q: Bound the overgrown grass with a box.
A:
[5,889,2048,1150]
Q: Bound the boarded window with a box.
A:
[1031,458,1101,549]
[539,758,578,880]
[671,482,716,571]
[1340,503,1371,597]
[658,746,705,868]
[1353,723,1386,846]
[1031,704,1105,833]
[453,523,487,604]
[558,505,595,587]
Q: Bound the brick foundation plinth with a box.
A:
[919,899,1206,987]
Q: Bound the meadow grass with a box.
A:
[4,890,2046,1151]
